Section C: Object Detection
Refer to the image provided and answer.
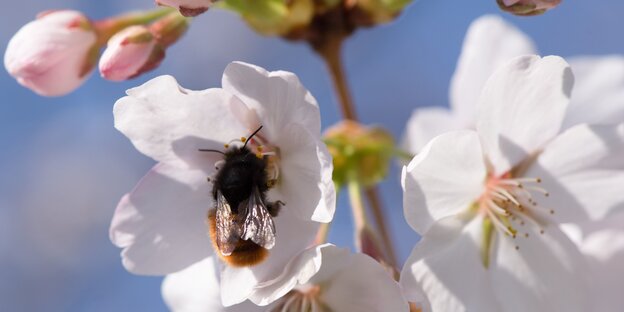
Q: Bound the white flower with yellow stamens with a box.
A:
[400,55,624,311]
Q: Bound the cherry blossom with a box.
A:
[401,55,624,311]
[403,15,624,153]
[110,61,335,305]
[163,245,410,311]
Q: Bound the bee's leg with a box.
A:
[266,200,284,217]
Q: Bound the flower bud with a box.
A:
[221,0,314,36]
[99,26,164,81]
[324,121,395,188]
[156,0,219,17]
[4,10,98,96]
[497,0,561,16]
[351,0,413,26]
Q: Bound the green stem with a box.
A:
[348,179,368,231]
[94,8,176,45]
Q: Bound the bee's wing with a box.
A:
[215,191,240,256]
[240,187,276,250]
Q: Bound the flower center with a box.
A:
[270,285,332,312]
[476,173,553,266]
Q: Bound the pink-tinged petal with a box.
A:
[247,244,329,306]
[222,62,322,142]
[156,0,217,17]
[564,56,624,128]
[491,222,590,312]
[402,130,486,234]
[319,247,409,312]
[526,123,624,223]
[162,257,262,312]
[113,75,247,169]
[477,55,573,175]
[450,15,537,124]
[274,123,335,223]
[99,25,160,81]
[400,216,502,312]
[220,204,319,306]
[4,10,96,96]
[402,107,466,155]
[110,163,215,275]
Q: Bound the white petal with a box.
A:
[491,223,590,312]
[477,55,573,175]
[247,244,329,306]
[162,257,261,312]
[113,75,247,169]
[562,212,624,312]
[564,55,624,128]
[400,216,501,312]
[401,107,466,155]
[110,163,215,275]
[402,130,486,234]
[220,204,319,306]
[274,123,335,223]
[450,15,537,124]
[222,62,322,142]
[319,248,409,312]
[526,123,624,223]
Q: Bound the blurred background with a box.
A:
[1,1,623,311]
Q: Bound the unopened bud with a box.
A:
[351,0,413,26]
[149,11,190,47]
[221,0,314,36]
[497,0,561,16]
[324,121,395,188]
[156,0,219,17]
[4,10,98,96]
[99,26,164,81]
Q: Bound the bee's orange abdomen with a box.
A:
[207,210,269,267]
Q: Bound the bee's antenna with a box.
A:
[198,149,225,155]
[243,125,263,149]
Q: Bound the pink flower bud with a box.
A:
[156,0,219,17]
[4,10,98,96]
[99,26,164,81]
[497,0,562,16]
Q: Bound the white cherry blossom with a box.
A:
[401,55,624,311]
[163,245,410,311]
[403,15,624,153]
[4,10,97,96]
[561,212,624,312]
[110,61,335,305]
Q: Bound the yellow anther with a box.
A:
[256,152,263,159]
[224,144,229,149]
[257,145,264,152]
[240,137,247,143]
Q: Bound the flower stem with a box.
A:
[94,7,177,45]
[348,179,368,231]
[364,187,398,268]
[316,35,398,268]
[316,36,358,121]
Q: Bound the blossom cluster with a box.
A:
[6,0,624,311]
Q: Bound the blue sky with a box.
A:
[1,1,623,311]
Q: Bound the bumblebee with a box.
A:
[201,126,282,267]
